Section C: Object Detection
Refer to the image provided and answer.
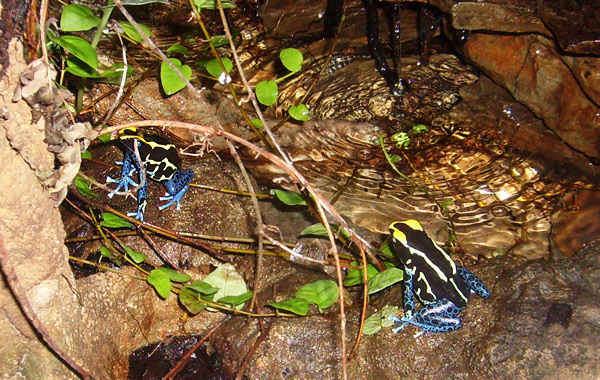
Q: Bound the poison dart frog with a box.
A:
[106,128,194,221]
[388,220,490,338]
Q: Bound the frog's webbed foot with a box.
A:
[388,314,409,334]
[106,164,139,198]
[158,185,190,211]
[159,169,194,211]
[127,202,146,222]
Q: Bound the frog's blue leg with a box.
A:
[127,180,148,221]
[458,266,490,298]
[106,151,139,197]
[389,269,417,333]
[158,169,194,211]
[402,298,462,338]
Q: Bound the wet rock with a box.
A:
[447,0,550,35]
[447,74,600,182]
[462,33,600,161]
[551,190,600,257]
[211,242,600,379]
[561,55,600,107]
[538,0,600,55]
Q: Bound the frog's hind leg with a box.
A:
[458,266,490,298]
[127,180,148,221]
[402,299,462,337]
[159,169,194,211]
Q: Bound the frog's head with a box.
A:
[118,127,143,150]
[388,219,427,265]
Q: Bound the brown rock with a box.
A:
[463,33,600,160]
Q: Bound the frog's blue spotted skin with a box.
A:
[388,220,490,338]
[107,128,193,221]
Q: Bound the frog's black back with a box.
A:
[392,225,471,308]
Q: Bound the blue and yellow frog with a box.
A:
[388,220,490,337]
[106,128,193,221]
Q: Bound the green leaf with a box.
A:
[148,269,171,298]
[98,133,111,143]
[380,238,395,258]
[279,48,303,72]
[269,189,306,206]
[255,80,278,106]
[368,268,403,294]
[250,118,263,130]
[295,280,338,312]
[389,154,402,163]
[343,263,379,287]
[55,35,98,69]
[187,280,219,295]
[179,285,207,314]
[81,150,92,160]
[202,264,248,310]
[155,268,191,283]
[267,298,309,315]
[218,291,253,307]
[120,0,168,5]
[122,244,146,264]
[160,58,192,96]
[61,4,101,32]
[210,36,229,48]
[119,21,151,43]
[100,63,134,78]
[74,175,99,199]
[205,57,233,78]
[391,131,410,149]
[411,124,429,134]
[300,223,328,237]
[166,43,188,56]
[66,55,100,78]
[193,0,236,10]
[363,305,399,335]
[288,104,310,121]
[99,246,113,258]
[100,212,134,228]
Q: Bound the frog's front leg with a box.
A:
[158,169,194,211]
[106,151,139,197]
[389,269,417,333]
[458,266,490,299]
[126,180,148,221]
[401,298,462,338]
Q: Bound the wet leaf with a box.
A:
[61,4,100,32]
[179,286,207,314]
[205,57,233,78]
[148,269,171,299]
[295,280,338,312]
[160,58,192,96]
[268,298,308,315]
[122,244,146,264]
[100,212,133,228]
[270,189,306,206]
[55,35,98,69]
[119,21,151,43]
[218,291,253,307]
[202,264,248,310]
[74,175,99,199]
[155,268,191,283]
[166,43,188,56]
[279,48,303,72]
[288,104,309,121]
[368,268,403,294]
[188,280,219,295]
[255,80,278,106]
[363,305,399,335]
[344,263,379,287]
[299,223,328,237]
